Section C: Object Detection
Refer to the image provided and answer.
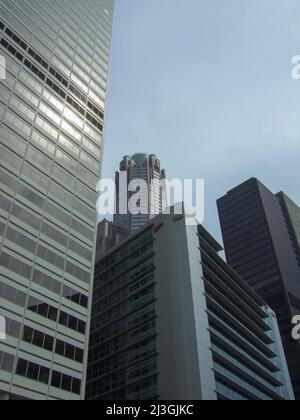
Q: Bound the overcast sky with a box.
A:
[102,0,300,242]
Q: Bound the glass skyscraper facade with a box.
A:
[86,210,293,400]
[218,178,300,399]
[0,0,114,400]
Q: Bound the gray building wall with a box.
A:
[154,215,216,400]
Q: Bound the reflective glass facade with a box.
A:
[0,0,114,400]
[218,178,300,399]
[86,211,293,400]
[87,227,158,400]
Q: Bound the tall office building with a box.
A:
[217,178,300,399]
[86,209,294,400]
[114,153,167,234]
[0,0,114,400]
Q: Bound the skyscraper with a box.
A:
[0,0,114,400]
[217,178,300,399]
[114,153,167,234]
[86,208,294,400]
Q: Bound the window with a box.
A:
[27,297,58,323]
[16,358,50,385]
[59,311,86,334]
[23,326,54,352]
[51,371,81,395]
[0,351,15,373]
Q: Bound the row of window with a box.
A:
[0,313,84,366]
[2,207,91,283]
[1,185,94,253]
[59,310,86,335]
[26,0,112,57]
[214,361,272,400]
[201,250,266,314]
[0,249,32,282]
[216,380,247,401]
[55,338,84,363]
[211,343,277,392]
[1,205,91,276]
[23,326,84,363]
[58,0,113,47]
[95,262,154,300]
[92,288,156,328]
[93,272,155,310]
[1,27,105,127]
[203,266,266,333]
[2,0,111,57]
[206,294,271,355]
[199,238,264,308]
[207,310,274,366]
[63,0,113,42]
[23,325,54,352]
[16,358,49,385]
[4,86,101,187]
[209,325,276,380]
[16,357,81,394]
[1,15,107,107]
[99,243,154,283]
[1,4,110,89]
[1,50,102,147]
[0,280,86,335]
[87,374,158,401]
[0,96,99,198]
[15,67,101,162]
[32,268,88,308]
[0,158,95,237]
[97,283,156,316]
[50,369,81,395]
[20,0,111,73]
[99,232,154,270]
